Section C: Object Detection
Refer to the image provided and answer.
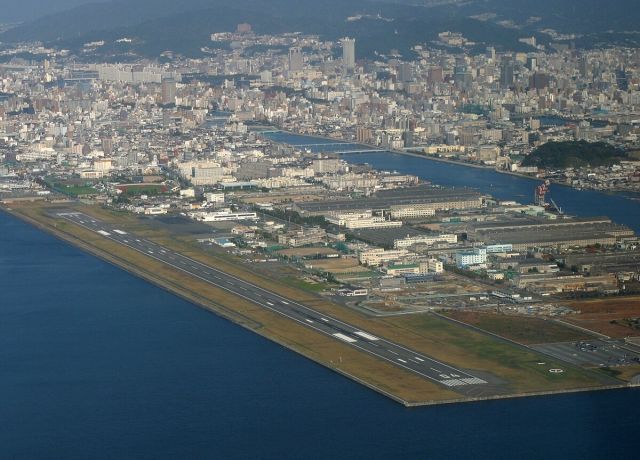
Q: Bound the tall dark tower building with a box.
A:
[500,57,515,88]
[454,59,472,91]
[616,69,629,91]
[529,72,550,90]
[398,63,413,83]
[161,77,176,105]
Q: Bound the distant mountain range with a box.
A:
[0,0,97,23]
[2,0,640,60]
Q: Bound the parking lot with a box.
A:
[532,339,640,367]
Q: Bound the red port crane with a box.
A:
[535,179,550,207]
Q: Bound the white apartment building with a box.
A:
[204,192,225,203]
[358,248,410,266]
[178,161,227,186]
[455,247,487,268]
[16,149,57,162]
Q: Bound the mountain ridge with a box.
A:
[3,0,640,59]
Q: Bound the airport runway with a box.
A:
[58,212,488,391]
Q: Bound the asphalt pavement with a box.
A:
[58,211,489,392]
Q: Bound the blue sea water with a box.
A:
[1,210,639,459]
[2,138,640,458]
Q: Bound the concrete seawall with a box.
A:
[4,205,637,408]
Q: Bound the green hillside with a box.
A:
[522,141,628,169]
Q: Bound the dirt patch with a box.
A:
[563,297,640,338]
[565,297,640,314]
[277,247,339,257]
[303,257,369,274]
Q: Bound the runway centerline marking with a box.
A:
[57,212,488,389]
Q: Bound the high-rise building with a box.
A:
[398,63,413,83]
[428,66,443,84]
[616,69,629,91]
[288,47,303,72]
[101,137,114,155]
[453,59,472,91]
[500,57,515,89]
[578,56,591,78]
[341,38,356,73]
[486,46,496,61]
[161,77,176,105]
[529,72,550,90]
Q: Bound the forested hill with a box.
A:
[522,141,628,169]
[4,0,640,60]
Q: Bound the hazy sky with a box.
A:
[1,0,100,23]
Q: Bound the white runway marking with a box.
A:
[354,331,379,341]
[60,213,489,389]
[333,333,357,343]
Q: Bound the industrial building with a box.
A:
[294,186,484,217]
[466,216,635,251]
[188,210,258,222]
[514,273,619,294]
[326,211,402,229]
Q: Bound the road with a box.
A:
[58,211,488,392]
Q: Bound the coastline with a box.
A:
[2,202,636,407]
[0,203,457,407]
